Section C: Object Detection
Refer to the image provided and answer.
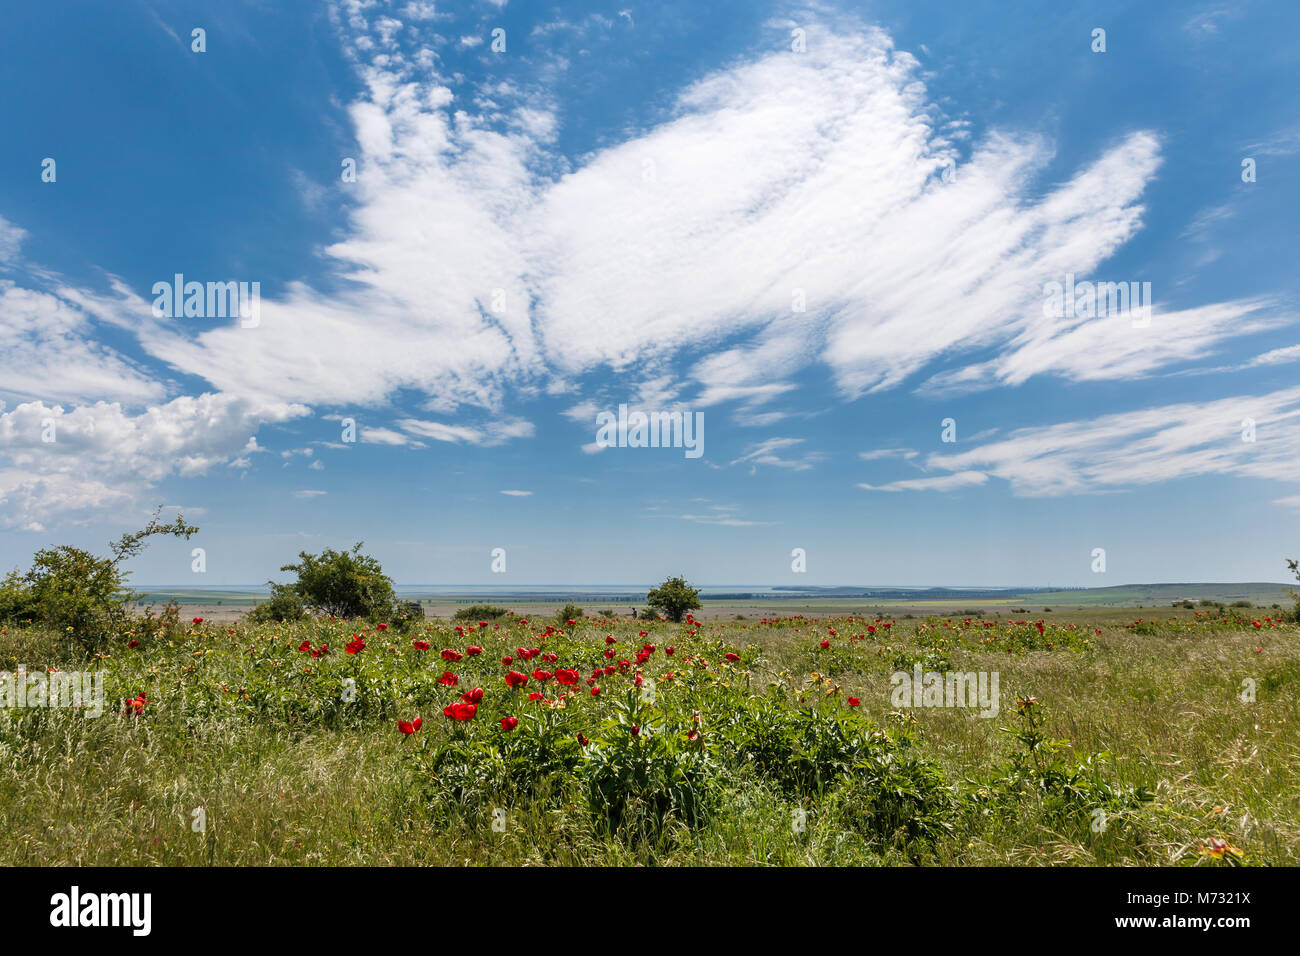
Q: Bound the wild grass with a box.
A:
[0,608,1293,866]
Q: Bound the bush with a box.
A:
[0,508,198,649]
[645,576,700,623]
[452,604,511,622]
[272,543,396,621]
[246,583,307,624]
[555,602,584,624]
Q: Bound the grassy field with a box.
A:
[1,606,1295,866]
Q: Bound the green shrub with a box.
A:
[451,604,511,622]
[645,576,701,623]
[555,602,584,624]
[246,583,307,623]
[273,543,396,621]
[0,508,197,650]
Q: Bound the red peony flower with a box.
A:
[590,686,601,697]
[462,686,485,704]
[192,617,204,625]
[500,716,518,731]
[124,694,146,716]
[532,669,552,682]
[442,702,477,721]
[437,671,459,686]
[398,717,422,735]
[819,640,830,649]
[502,655,513,665]
[346,636,366,655]
[376,623,388,631]
[725,652,739,662]
[505,670,529,688]
[412,640,430,651]
[848,697,861,707]
[466,645,483,656]
[441,648,463,662]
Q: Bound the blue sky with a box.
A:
[1,0,1298,588]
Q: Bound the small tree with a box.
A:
[273,543,396,620]
[646,575,701,623]
[0,507,198,648]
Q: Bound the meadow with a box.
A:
[0,605,1295,866]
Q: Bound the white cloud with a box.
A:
[397,417,534,445]
[871,387,1300,497]
[859,471,988,493]
[0,215,26,263]
[0,394,307,528]
[499,489,532,496]
[731,437,825,471]
[0,280,165,405]
[125,16,1270,421]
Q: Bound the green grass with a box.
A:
[0,607,1294,866]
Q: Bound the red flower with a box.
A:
[128,639,140,648]
[505,670,529,688]
[502,656,514,665]
[441,649,463,662]
[565,618,577,627]
[665,646,674,656]
[412,640,431,651]
[605,636,617,645]
[638,631,648,637]
[630,725,640,736]
[124,694,146,716]
[554,668,579,686]
[437,671,459,686]
[442,702,477,721]
[532,669,552,682]
[604,648,615,659]
[192,617,204,625]
[462,686,485,704]
[577,733,589,747]
[398,717,422,735]
[500,716,518,731]
[466,645,483,656]
[848,697,861,707]
[528,691,545,701]
[298,640,312,653]
[725,652,740,662]
[346,636,366,655]
[591,686,601,697]
[376,623,388,631]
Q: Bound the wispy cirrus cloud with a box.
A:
[861,386,1300,498]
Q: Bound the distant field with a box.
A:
[135,582,1299,623]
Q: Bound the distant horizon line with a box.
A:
[130,580,1297,591]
